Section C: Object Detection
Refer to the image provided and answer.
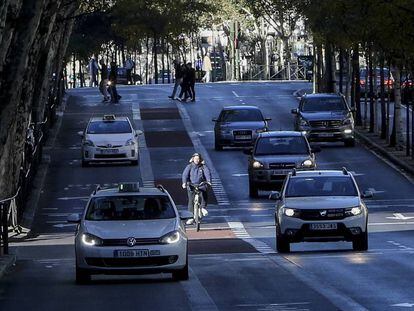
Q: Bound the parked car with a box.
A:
[360,67,394,96]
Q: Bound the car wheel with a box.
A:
[344,139,355,147]
[214,140,223,151]
[76,266,91,284]
[131,160,139,166]
[249,181,259,198]
[81,160,89,167]
[352,231,368,251]
[172,255,189,281]
[276,232,290,253]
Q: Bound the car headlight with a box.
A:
[301,159,314,167]
[345,207,362,216]
[300,119,309,127]
[125,138,136,146]
[160,231,180,244]
[83,139,94,147]
[81,233,103,246]
[252,160,264,168]
[342,118,353,126]
[256,128,267,133]
[283,208,296,217]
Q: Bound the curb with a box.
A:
[355,130,414,176]
[0,254,16,279]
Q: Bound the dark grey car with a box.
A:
[213,106,271,150]
[246,131,319,198]
[292,93,355,147]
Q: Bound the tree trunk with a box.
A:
[368,47,375,132]
[380,57,386,139]
[352,44,362,125]
[390,66,403,147]
[339,48,343,94]
[324,41,335,93]
[153,32,158,84]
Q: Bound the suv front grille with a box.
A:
[269,163,296,169]
[97,145,123,148]
[309,120,342,128]
[298,208,345,220]
[101,238,161,246]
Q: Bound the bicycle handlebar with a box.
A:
[186,181,210,190]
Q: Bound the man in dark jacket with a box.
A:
[169,60,183,99]
[99,59,109,102]
[182,153,212,221]
[186,62,196,102]
[178,63,190,102]
[108,61,121,103]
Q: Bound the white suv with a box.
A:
[79,115,142,166]
[272,169,372,253]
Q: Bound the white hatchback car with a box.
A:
[79,115,142,166]
[67,183,192,284]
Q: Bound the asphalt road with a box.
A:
[2,82,414,310]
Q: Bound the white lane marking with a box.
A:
[53,223,77,228]
[367,188,386,194]
[177,104,230,206]
[391,303,414,308]
[181,267,219,311]
[57,196,89,200]
[232,91,239,97]
[236,302,310,309]
[386,213,414,220]
[232,173,248,177]
[369,222,414,226]
[227,221,274,254]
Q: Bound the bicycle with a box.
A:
[187,181,209,232]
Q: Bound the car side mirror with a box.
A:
[135,130,143,136]
[361,190,373,199]
[77,131,84,138]
[291,108,298,114]
[243,148,253,155]
[269,191,281,200]
[265,117,272,121]
[180,210,193,221]
[311,146,321,153]
[67,213,81,223]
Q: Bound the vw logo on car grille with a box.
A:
[322,121,329,127]
[126,237,136,247]
[320,210,327,217]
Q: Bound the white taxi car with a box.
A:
[79,115,142,166]
[68,183,192,284]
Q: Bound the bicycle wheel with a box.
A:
[194,195,201,232]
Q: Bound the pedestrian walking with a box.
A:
[124,55,135,85]
[169,60,183,99]
[88,56,99,87]
[178,63,191,102]
[108,61,121,103]
[99,59,110,102]
[202,53,212,83]
[187,62,196,102]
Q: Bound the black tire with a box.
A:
[352,231,368,251]
[249,181,259,198]
[344,138,355,147]
[172,261,189,281]
[76,267,91,284]
[214,140,223,151]
[131,160,139,166]
[81,160,89,167]
[276,233,290,253]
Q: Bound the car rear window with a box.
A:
[301,97,347,112]
[86,195,176,221]
[220,109,263,122]
[87,120,132,134]
[285,176,358,197]
[255,136,309,155]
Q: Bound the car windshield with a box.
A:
[220,109,263,122]
[255,136,309,155]
[301,98,347,112]
[285,176,358,197]
[87,121,131,134]
[85,195,176,221]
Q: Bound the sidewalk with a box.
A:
[0,254,16,279]
[294,88,414,178]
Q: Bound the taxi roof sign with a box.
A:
[103,115,116,121]
[118,182,140,192]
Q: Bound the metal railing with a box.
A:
[241,64,310,81]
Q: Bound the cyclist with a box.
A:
[182,153,212,224]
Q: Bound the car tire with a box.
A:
[131,160,139,166]
[81,160,89,167]
[352,231,368,251]
[214,140,223,151]
[172,258,189,281]
[76,266,91,284]
[344,139,355,147]
[276,231,290,253]
[249,181,259,198]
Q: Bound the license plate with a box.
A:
[114,249,149,258]
[100,148,119,154]
[273,170,290,175]
[309,223,338,230]
[318,133,334,137]
[235,135,252,140]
